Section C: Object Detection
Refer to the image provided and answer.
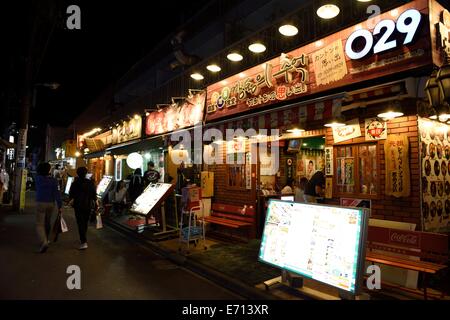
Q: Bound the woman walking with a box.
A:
[35,162,62,253]
[69,167,97,250]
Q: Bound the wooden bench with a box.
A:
[366,226,448,299]
[204,203,256,240]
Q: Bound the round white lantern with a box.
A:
[126,152,143,169]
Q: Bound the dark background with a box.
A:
[1,0,211,132]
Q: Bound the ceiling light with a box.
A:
[317,4,340,19]
[207,64,221,72]
[212,139,225,145]
[279,24,298,37]
[357,0,372,2]
[233,136,249,141]
[227,52,243,62]
[248,43,266,53]
[324,116,346,128]
[191,73,204,81]
[287,128,305,134]
[377,100,404,120]
[377,111,404,120]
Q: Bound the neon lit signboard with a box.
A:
[259,200,368,294]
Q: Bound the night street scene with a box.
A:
[1,0,450,310]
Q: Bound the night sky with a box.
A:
[2,0,212,130]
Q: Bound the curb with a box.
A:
[104,218,277,300]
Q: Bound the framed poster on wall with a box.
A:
[324,147,333,176]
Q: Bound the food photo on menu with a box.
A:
[259,200,366,294]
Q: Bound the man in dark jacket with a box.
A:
[144,161,160,187]
[69,167,97,250]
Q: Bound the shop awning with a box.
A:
[0,138,15,149]
[105,136,165,156]
[204,92,347,133]
[83,150,106,159]
[341,79,409,111]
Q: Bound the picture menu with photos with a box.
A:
[259,200,367,294]
[96,175,114,199]
[130,183,173,215]
[419,118,450,232]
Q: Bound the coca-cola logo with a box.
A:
[389,231,420,248]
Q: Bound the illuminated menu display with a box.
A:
[131,183,173,215]
[96,176,114,199]
[64,177,74,195]
[259,200,366,293]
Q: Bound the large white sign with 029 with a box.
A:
[345,9,422,60]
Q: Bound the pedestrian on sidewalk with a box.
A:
[128,168,144,203]
[69,167,98,250]
[35,162,62,253]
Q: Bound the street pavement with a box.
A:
[0,193,241,300]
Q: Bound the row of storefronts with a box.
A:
[69,0,450,237]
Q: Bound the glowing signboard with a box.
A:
[259,200,368,294]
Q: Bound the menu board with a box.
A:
[419,118,450,232]
[130,183,173,215]
[96,175,114,199]
[64,177,74,195]
[259,200,367,294]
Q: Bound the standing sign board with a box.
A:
[259,200,368,295]
[131,183,174,215]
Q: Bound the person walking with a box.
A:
[35,162,62,253]
[69,167,97,250]
[128,168,144,203]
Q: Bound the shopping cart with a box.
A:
[178,201,207,254]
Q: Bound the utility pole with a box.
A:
[12,0,59,211]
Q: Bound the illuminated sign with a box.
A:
[345,9,422,60]
[206,0,431,122]
[259,200,368,294]
[112,116,142,144]
[207,53,309,113]
[146,92,205,136]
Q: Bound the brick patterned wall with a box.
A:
[325,99,421,227]
[204,143,255,207]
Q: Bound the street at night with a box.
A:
[0,194,240,300]
[1,0,450,314]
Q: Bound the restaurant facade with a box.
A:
[74,0,450,237]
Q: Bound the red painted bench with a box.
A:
[366,226,448,299]
[204,203,256,240]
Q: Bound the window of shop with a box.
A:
[335,143,378,198]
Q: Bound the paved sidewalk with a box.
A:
[0,193,241,300]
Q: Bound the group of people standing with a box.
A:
[127,161,161,203]
[34,162,97,253]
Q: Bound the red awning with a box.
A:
[209,95,343,135]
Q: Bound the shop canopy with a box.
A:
[203,92,347,134]
[0,138,15,149]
